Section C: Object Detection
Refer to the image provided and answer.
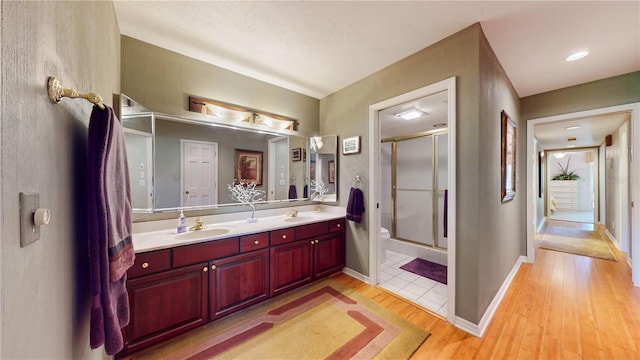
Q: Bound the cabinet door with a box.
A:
[125,263,209,354]
[270,240,313,296]
[210,249,269,319]
[313,232,345,279]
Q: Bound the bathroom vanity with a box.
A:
[120,209,346,355]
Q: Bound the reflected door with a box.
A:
[181,140,218,207]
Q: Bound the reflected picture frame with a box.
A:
[501,110,517,203]
[235,149,263,186]
[292,148,302,162]
[328,160,335,183]
[342,136,360,155]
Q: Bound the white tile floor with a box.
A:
[378,249,447,317]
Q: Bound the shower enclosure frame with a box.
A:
[382,128,448,250]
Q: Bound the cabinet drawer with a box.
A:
[241,232,269,253]
[295,222,329,239]
[271,228,295,246]
[128,250,171,279]
[173,238,239,268]
[328,218,345,233]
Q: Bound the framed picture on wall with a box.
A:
[292,148,302,162]
[235,149,263,185]
[342,136,360,155]
[501,110,517,203]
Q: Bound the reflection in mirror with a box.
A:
[121,98,312,213]
[309,135,338,202]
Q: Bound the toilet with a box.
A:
[380,227,390,264]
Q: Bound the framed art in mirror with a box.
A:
[235,149,263,185]
[501,110,517,203]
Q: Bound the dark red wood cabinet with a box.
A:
[124,262,209,354]
[120,218,345,356]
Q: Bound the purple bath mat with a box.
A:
[399,258,447,285]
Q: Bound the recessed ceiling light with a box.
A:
[396,108,425,120]
[567,137,577,142]
[566,51,589,62]
[566,145,576,148]
[554,152,566,159]
[566,125,581,130]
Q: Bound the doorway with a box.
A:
[547,149,597,224]
[369,77,457,323]
[526,103,640,287]
[180,139,218,207]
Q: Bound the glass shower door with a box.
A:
[395,136,434,246]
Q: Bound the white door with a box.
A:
[181,140,218,207]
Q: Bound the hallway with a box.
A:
[332,220,640,359]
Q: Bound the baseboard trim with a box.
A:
[455,255,526,338]
[604,229,621,250]
[341,267,370,284]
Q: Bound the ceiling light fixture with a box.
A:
[566,51,589,62]
[566,125,581,130]
[554,152,566,159]
[566,145,576,148]
[396,108,425,120]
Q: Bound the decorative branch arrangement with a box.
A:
[310,179,328,200]
[227,181,265,222]
[552,156,580,180]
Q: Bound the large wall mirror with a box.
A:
[121,96,338,213]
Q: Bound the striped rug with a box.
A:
[128,277,429,359]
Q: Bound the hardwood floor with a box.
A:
[332,220,640,359]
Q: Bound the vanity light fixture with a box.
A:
[396,108,425,120]
[566,51,589,62]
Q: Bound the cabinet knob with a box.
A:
[254,240,260,245]
[310,240,314,245]
[336,223,341,228]
[282,234,287,239]
[315,239,319,244]
[141,262,149,269]
[211,264,217,270]
[203,266,208,272]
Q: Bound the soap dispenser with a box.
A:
[177,210,186,233]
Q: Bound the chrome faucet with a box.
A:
[190,217,206,231]
[288,208,298,217]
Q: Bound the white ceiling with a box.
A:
[113,1,639,100]
[534,111,630,150]
[113,1,638,147]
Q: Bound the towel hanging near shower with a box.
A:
[346,186,365,223]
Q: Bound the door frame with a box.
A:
[526,102,640,287]
[368,76,457,323]
[268,136,289,201]
[123,127,153,211]
[180,139,219,208]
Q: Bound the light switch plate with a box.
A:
[20,192,40,247]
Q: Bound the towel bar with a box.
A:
[47,77,105,110]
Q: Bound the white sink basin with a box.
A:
[175,227,232,241]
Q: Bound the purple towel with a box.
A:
[346,187,365,223]
[288,184,297,199]
[88,105,135,355]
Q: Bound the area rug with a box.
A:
[128,278,430,359]
[400,258,447,285]
[540,227,616,261]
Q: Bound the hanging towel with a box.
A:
[346,187,365,223]
[443,189,448,238]
[303,184,308,198]
[288,185,297,199]
[88,105,135,355]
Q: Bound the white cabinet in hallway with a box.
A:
[549,180,579,210]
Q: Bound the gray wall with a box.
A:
[319,23,524,324]
[1,1,120,359]
[521,72,640,120]
[121,36,320,137]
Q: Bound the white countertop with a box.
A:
[132,205,346,253]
